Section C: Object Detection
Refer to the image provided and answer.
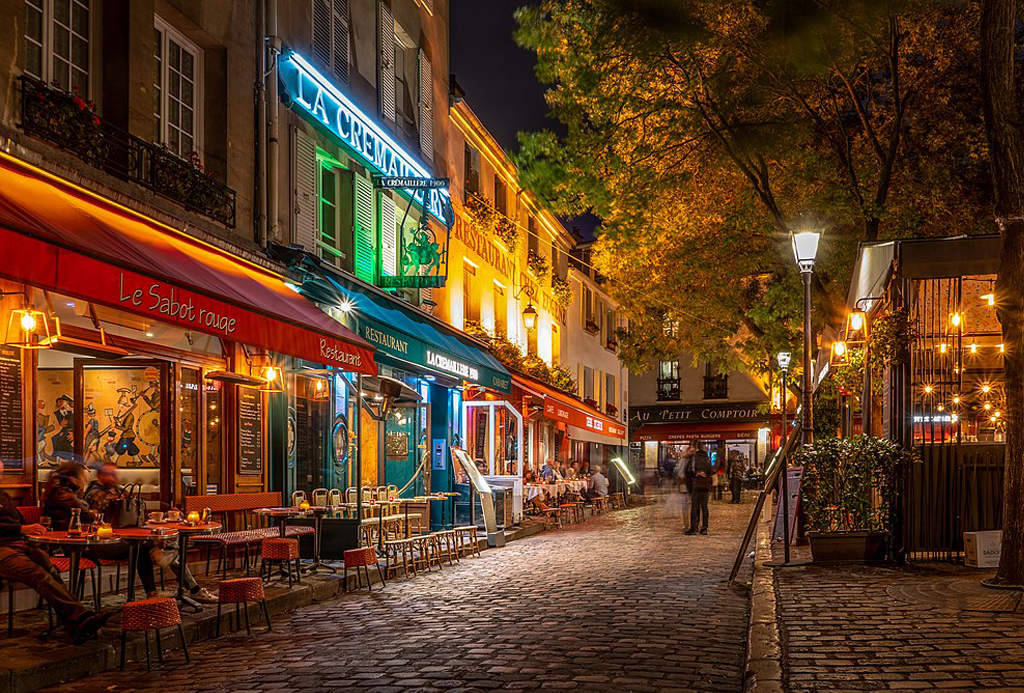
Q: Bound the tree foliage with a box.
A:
[514,0,991,373]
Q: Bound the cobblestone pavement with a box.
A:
[775,553,1024,692]
[45,493,754,693]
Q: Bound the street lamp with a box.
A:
[792,229,821,445]
[522,302,538,330]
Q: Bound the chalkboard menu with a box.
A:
[238,387,263,475]
[0,347,22,472]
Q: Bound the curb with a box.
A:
[745,505,785,693]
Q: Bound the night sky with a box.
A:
[450,1,598,238]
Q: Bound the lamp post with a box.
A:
[792,230,821,445]
[777,351,792,564]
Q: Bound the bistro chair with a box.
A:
[375,486,389,502]
[327,489,343,507]
[260,538,301,587]
[216,577,271,637]
[19,506,100,609]
[343,547,385,592]
[290,490,306,507]
[119,597,189,671]
[311,488,328,507]
[454,526,482,558]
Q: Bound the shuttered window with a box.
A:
[292,127,318,254]
[379,2,395,123]
[353,174,377,283]
[379,194,398,277]
[312,0,349,84]
[418,50,433,161]
[318,166,355,272]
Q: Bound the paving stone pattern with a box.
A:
[44,494,753,693]
[776,560,1024,692]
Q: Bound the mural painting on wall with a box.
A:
[83,367,161,468]
[36,370,74,469]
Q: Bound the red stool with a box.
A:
[119,597,189,671]
[343,547,385,592]
[260,538,301,587]
[216,577,270,637]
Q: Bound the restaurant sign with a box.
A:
[544,401,627,440]
[279,52,451,224]
[629,401,768,425]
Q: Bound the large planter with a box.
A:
[808,530,888,564]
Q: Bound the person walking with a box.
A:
[727,451,745,504]
[685,442,713,535]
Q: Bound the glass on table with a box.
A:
[39,516,52,532]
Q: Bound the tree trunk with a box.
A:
[980,0,1024,587]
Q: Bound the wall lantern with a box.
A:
[4,305,52,350]
[522,302,538,330]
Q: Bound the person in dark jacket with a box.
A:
[41,462,96,531]
[0,460,110,641]
[727,451,745,504]
[685,442,714,535]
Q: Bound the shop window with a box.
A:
[312,0,349,84]
[464,143,480,198]
[463,260,479,324]
[704,364,729,399]
[493,281,507,337]
[154,17,203,160]
[606,372,617,408]
[657,360,680,401]
[205,379,223,494]
[393,32,416,140]
[25,0,91,96]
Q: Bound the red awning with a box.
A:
[633,422,763,442]
[0,154,375,373]
[512,374,627,444]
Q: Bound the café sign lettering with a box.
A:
[629,402,767,424]
[426,350,479,381]
[279,53,450,223]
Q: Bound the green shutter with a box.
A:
[379,194,398,277]
[353,174,376,283]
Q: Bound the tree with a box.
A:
[514,0,991,376]
[979,0,1024,587]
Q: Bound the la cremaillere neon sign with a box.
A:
[279,52,450,223]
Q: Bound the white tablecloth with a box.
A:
[525,479,588,500]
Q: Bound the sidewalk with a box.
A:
[747,514,1024,692]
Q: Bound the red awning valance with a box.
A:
[633,422,763,442]
[512,374,627,444]
[0,154,375,374]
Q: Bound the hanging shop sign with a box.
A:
[376,176,449,190]
[279,52,452,224]
[629,402,768,425]
[378,219,448,289]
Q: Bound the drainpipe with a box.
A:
[255,0,267,249]
[265,0,281,250]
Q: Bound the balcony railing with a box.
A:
[703,375,729,400]
[657,379,680,401]
[19,75,236,227]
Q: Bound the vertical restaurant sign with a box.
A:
[278,52,452,224]
[0,346,22,471]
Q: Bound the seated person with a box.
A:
[0,460,110,641]
[589,465,609,498]
[523,469,536,484]
[539,460,560,482]
[82,463,216,603]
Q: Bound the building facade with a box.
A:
[629,352,770,481]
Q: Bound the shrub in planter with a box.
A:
[792,435,914,564]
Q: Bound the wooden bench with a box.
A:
[184,493,314,577]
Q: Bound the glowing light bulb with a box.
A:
[19,313,36,332]
[833,341,847,357]
[999,344,1005,353]
[850,312,865,332]
[970,343,978,354]
[951,413,959,422]
[951,313,962,327]
[984,402,992,411]
[939,343,948,354]
[937,404,945,412]
[995,410,1001,418]
[924,385,933,394]
[982,293,995,306]
[982,384,991,393]
[953,396,961,405]
[263,366,279,382]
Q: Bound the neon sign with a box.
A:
[278,52,452,223]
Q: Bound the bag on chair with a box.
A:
[106,482,146,528]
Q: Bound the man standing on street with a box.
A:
[727,450,745,504]
[685,442,713,535]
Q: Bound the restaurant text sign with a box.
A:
[628,402,767,425]
[544,401,626,440]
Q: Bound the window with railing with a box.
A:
[657,360,680,401]
[25,0,91,97]
[703,364,729,399]
[154,17,203,160]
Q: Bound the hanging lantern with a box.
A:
[522,302,538,330]
[4,308,52,349]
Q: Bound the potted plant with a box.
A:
[793,435,914,564]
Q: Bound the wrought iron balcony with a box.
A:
[19,75,236,227]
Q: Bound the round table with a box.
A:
[25,530,121,598]
[112,526,176,603]
[253,507,305,538]
[146,521,221,610]
[254,506,338,574]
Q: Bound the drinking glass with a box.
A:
[39,516,52,532]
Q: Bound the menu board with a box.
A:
[238,387,263,475]
[0,346,22,471]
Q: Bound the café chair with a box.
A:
[453,526,482,558]
[290,490,306,508]
[260,538,301,588]
[311,488,328,507]
[119,597,189,671]
[216,577,270,637]
[343,547,385,592]
[327,489,342,507]
[375,486,389,502]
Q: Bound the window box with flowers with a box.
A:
[551,275,572,309]
[606,337,618,351]
[495,216,519,251]
[583,397,599,409]
[585,319,600,335]
[466,192,498,230]
[527,249,550,278]
[605,403,618,417]
[21,76,107,165]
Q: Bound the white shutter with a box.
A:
[418,50,433,162]
[292,126,318,255]
[379,2,396,123]
[332,0,349,83]
[312,0,331,70]
[379,195,398,277]
[353,174,376,283]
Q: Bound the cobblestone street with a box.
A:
[44,494,753,693]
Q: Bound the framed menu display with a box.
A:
[238,387,263,475]
[0,346,22,472]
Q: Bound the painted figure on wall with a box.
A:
[112,387,141,465]
[51,394,74,461]
[82,403,101,464]
[36,399,54,464]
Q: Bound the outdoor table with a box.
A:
[25,530,121,598]
[253,507,305,538]
[147,521,221,611]
[255,506,338,573]
[113,526,177,603]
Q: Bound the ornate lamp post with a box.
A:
[792,230,821,445]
